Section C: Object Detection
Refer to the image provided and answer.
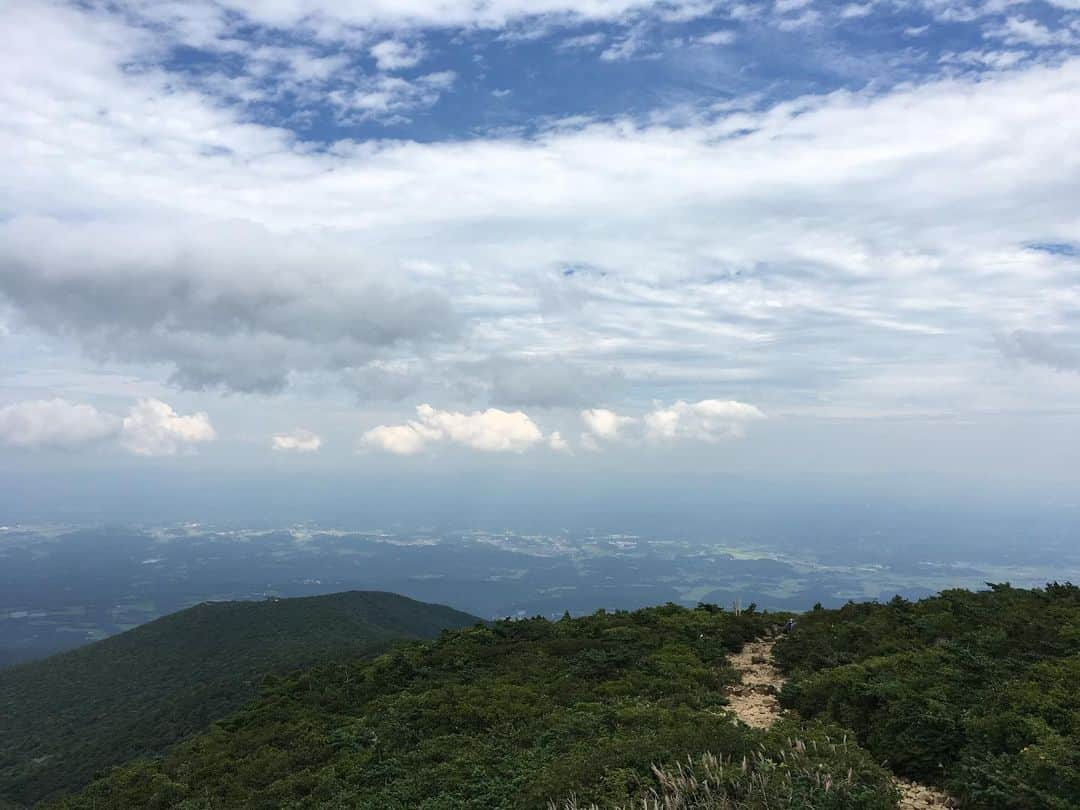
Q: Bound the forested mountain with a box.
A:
[14,585,1079,808]
[0,591,479,807]
[49,603,899,809]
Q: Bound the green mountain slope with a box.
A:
[775,582,1080,808]
[49,604,900,809]
[28,585,1079,809]
[0,591,479,807]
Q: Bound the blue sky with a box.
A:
[131,1,1079,143]
[0,0,1079,513]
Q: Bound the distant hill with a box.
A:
[0,591,479,807]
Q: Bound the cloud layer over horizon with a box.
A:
[1,0,1078,487]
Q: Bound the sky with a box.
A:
[1,0,1079,522]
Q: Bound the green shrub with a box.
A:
[49,606,898,809]
[776,583,1080,808]
[554,720,898,809]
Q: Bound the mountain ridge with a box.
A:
[0,590,479,807]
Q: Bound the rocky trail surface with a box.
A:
[725,639,784,728]
[726,636,955,809]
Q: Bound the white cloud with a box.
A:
[940,49,1027,70]
[600,25,650,61]
[2,0,1080,427]
[271,428,323,452]
[247,45,350,83]
[988,16,1076,47]
[370,39,425,71]
[0,397,220,456]
[362,423,432,455]
[560,32,607,49]
[120,399,216,456]
[548,430,571,452]
[336,70,457,120]
[578,400,765,446]
[0,399,118,450]
[699,30,736,45]
[0,218,457,394]
[145,0,735,33]
[840,3,873,19]
[581,408,635,441]
[417,403,545,451]
[363,403,545,454]
[644,399,765,442]
[656,0,717,22]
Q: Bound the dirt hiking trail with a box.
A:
[726,636,955,809]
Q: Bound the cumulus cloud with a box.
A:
[271,428,323,452]
[548,430,571,452]
[644,399,765,442]
[363,403,546,454]
[120,399,216,456]
[0,397,217,455]
[420,404,544,451]
[0,219,457,394]
[0,399,119,450]
[578,400,765,446]
[370,39,425,71]
[2,0,1080,425]
[581,408,635,441]
[362,423,432,455]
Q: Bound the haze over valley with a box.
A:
[5,505,1077,667]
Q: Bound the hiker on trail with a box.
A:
[783,618,796,633]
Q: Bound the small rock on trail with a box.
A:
[895,777,956,809]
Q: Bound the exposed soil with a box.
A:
[726,636,956,809]
[894,778,955,809]
[724,639,784,729]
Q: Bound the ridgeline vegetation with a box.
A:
[5,583,1076,808]
[775,582,1080,809]
[0,591,478,807]
[49,604,895,809]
